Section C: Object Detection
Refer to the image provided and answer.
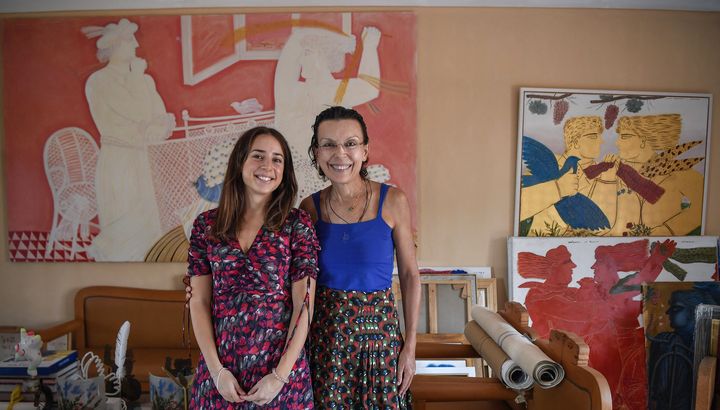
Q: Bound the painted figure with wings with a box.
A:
[519,116,614,236]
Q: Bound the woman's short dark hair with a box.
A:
[308,106,369,179]
[212,126,297,240]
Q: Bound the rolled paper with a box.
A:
[465,321,533,390]
[472,305,565,389]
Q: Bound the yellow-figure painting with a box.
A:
[516,89,711,237]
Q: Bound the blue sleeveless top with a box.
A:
[312,183,395,292]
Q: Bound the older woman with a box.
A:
[300,106,420,409]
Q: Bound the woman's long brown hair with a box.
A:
[211,126,297,241]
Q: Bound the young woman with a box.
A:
[187,126,318,409]
[300,106,421,409]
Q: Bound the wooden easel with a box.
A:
[411,302,612,410]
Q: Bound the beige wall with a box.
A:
[1,7,719,328]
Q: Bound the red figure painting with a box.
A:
[518,239,678,410]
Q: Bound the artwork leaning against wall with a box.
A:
[514,88,712,238]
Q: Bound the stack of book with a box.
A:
[0,350,79,402]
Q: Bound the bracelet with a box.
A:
[271,368,289,384]
[213,367,230,387]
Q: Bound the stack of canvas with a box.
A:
[642,284,720,410]
[511,88,717,410]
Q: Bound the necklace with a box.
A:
[327,180,371,224]
[345,188,364,212]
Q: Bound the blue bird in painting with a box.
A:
[195,175,223,203]
[521,136,610,230]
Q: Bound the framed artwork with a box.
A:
[3,11,417,262]
[508,235,718,410]
[149,373,189,410]
[514,88,712,237]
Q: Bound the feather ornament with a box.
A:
[114,321,131,380]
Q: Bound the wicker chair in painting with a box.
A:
[43,127,99,260]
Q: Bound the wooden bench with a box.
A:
[35,286,198,392]
[34,287,611,408]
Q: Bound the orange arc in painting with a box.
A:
[334,29,364,105]
[230,18,349,45]
[217,18,411,111]
[220,18,356,106]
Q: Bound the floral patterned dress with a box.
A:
[187,208,319,409]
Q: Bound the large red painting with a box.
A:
[510,236,719,409]
[2,12,417,262]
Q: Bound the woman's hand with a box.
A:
[244,373,285,406]
[213,368,246,403]
[397,346,416,396]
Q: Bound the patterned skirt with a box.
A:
[310,286,413,410]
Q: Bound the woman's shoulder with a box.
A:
[194,208,219,227]
[287,207,313,225]
[376,183,410,228]
[299,189,328,223]
[298,195,315,213]
[189,209,218,242]
[373,181,401,195]
[379,183,408,208]
[282,208,317,238]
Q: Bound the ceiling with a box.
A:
[1,0,719,13]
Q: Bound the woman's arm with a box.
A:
[385,187,420,396]
[186,215,245,403]
[299,195,319,224]
[187,275,220,377]
[278,277,316,377]
[188,275,246,403]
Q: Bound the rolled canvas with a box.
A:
[471,305,564,389]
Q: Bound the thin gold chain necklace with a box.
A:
[327,180,371,224]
